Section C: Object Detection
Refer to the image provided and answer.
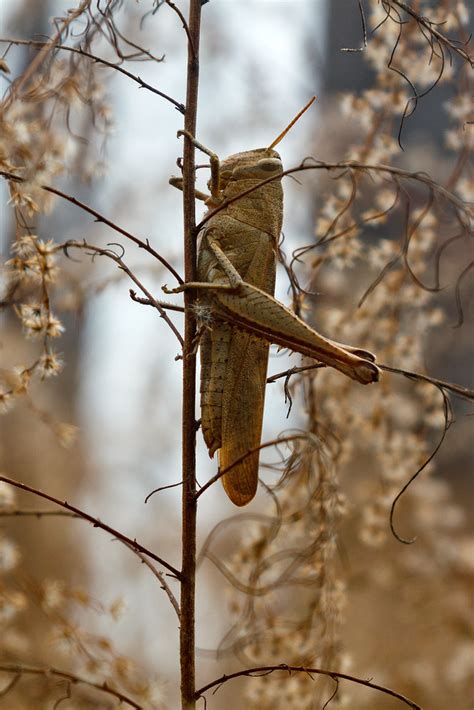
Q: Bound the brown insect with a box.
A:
[169,98,380,506]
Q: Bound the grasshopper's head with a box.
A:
[215,96,317,191]
[217,148,283,190]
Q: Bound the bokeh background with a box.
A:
[1,1,472,708]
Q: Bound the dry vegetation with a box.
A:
[0,1,473,708]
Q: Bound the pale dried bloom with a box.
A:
[41,579,65,611]
[11,234,38,257]
[0,538,21,572]
[38,351,64,379]
[0,481,16,511]
[24,251,60,283]
[0,391,15,414]
[456,176,474,202]
[444,640,474,683]
[109,597,126,621]
[54,422,79,448]
[456,0,470,26]
[445,128,466,152]
[112,655,135,681]
[445,94,473,121]
[0,629,30,655]
[0,589,27,622]
[451,536,474,574]
[46,314,65,338]
[49,621,82,655]
[19,303,47,338]
[70,585,93,607]
[19,304,65,339]
[131,678,168,707]
[328,234,362,269]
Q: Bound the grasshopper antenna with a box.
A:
[267,96,317,151]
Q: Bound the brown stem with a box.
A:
[195,435,307,500]
[0,663,142,708]
[387,0,473,66]
[0,37,185,113]
[196,160,469,231]
[194,663,422,709]
[179,2,202,709]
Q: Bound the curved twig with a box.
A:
[0,37,185,113]
[194,435,308,500]
[0,664,142,709]
[195,663,422,709]
[389,388,451,544]
[62,240,184,347]
[387,0,473,66]
[0,170,183,285]
[0,473,182,580]
[196,160,471,232]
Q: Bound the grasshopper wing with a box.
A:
[219,328,270,506]
[200,322,232,457]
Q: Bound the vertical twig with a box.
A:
[180,1,202,708]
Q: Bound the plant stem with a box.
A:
[180,1,202,708]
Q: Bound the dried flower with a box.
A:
[0,482,16,511]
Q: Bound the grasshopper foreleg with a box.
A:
[206,238,244,289]
[162,282,242,295]
[177,130,221,199]
[168,176,210,202]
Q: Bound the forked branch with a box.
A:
[0,663,142,709]
[0,474,182,580]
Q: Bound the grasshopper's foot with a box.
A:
[355,360,381,384]
[162,283,185,295]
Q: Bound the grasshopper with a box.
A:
[169,98,380,506]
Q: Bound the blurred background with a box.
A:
[1,1,472,708]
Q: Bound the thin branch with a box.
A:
[63,240,184,346]
[0,509,81,518]
[390,388,451,544]
[0,474,182,580]
[144,480,183,504]
[265,361,474,402]
[197,160,471,232]
[387,0,473,66]
[0,37,185,113]
[1,508,181,617]
[123,543,181,620]
[165,1,195,58]
[0,664,142,709]
[180,1,202,707]
[452,260,474,328]
[194,664,422,709]
[195,435,308,500]
[379,364,474,401]
[0,170,183,285]
[341,0,368,52]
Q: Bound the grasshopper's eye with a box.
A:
[255,158,283,173]
[232,158,283,180]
